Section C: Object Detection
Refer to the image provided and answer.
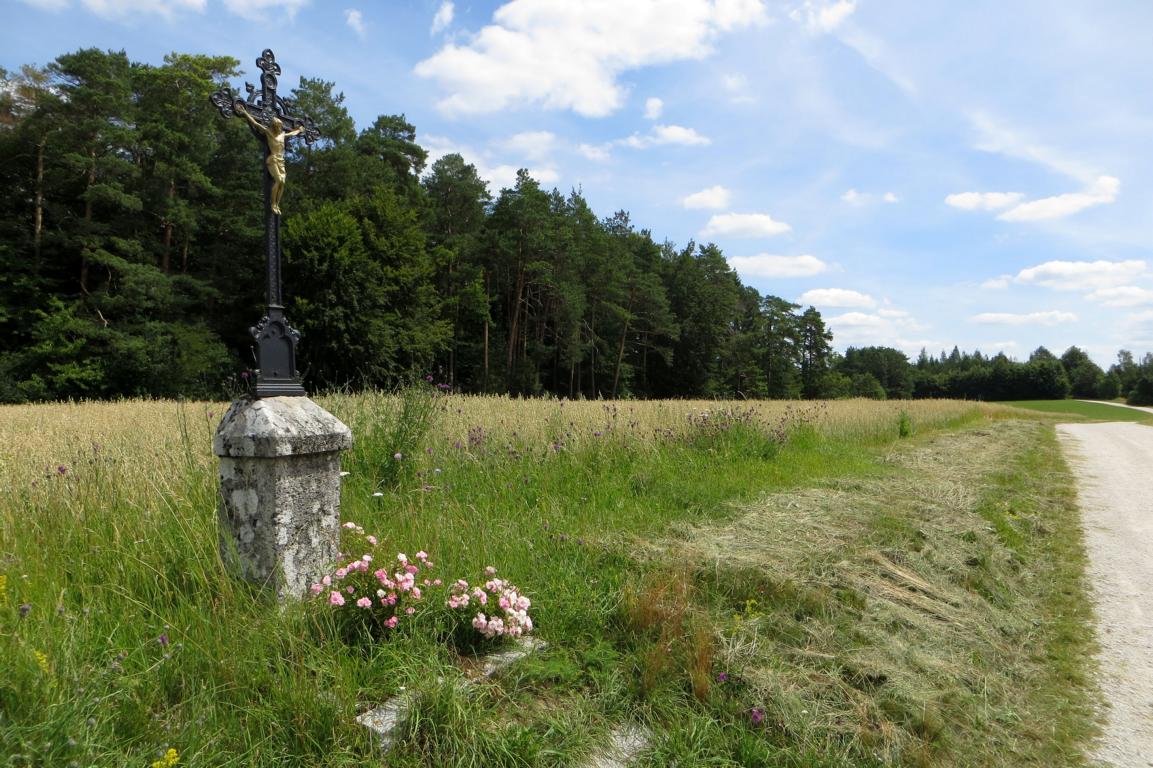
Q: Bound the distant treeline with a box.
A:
[2,49,1150,404]
[846,345,1153,406]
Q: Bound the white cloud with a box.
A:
[701,212,791,238]
[981,275,1012,290]
[345,8,365,38]
[431,1,454,34]
[841,188,866,206]
[41,0,207,16]
[220,0,306,20]
[970,311,1078,326]
[791,0,855,33]
[968,111,1096,183]
[827,311,884,328]
[622,124,711,148]
[944,191,1023,211]
[721,72,754,103]
[950,177,1120,223]
[824,304,931,353]
[998,175,1120,222]
[990,341,1019,351]
[1086,286,1153,308]
[422,133,558,192]
[729,254,828,278]
[18,0,70,10]
[644,97,664,120]
[798,288,876,308]
[578,143,611,162]
[1121,310,1153,347]
[843,188,898,206]
[1015,259,1146,291]
[681,185,731,209]
[496,131,557,162]
[415,0,768,117]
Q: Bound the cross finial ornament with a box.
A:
[210,49,319,398]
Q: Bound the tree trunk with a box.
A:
[161,177,175,273]
[589,314,597,397]
[482,271,490,391]
[81,151,96,294]
[33,135,45,265]
[611,290,635,399]
[507,265,525,378]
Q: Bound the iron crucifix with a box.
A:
[210,49,319,398]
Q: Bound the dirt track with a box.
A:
[1058,422,1153,766]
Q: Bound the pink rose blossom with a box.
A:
[322,575,332,586]
[367,535,378,546]
[356,597,372,608]
[310,583,323,595]
[485,566,497,576]
[385,616,399,629]
[415,551,428,561]
[406,606,415,615]
[328,591,345,606]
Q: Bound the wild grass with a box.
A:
[0,394,1096,766]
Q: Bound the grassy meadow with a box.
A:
[0,394,1099,766]
[1000,398,1153,422]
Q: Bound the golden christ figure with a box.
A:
[235,103,304,215]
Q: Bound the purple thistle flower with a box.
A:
[750,707,765,726]
[157,634,169,647]
[18,603,31,618]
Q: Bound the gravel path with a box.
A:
[1057,422,1153,766]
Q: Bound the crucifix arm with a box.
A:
[235,104,264,132]
[284,125,305,138]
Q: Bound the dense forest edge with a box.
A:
[3,49,1153,405]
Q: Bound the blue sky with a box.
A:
[4,0,1151,366]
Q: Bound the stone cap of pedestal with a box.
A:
[213,395,353,458]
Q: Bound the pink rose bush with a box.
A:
[310,521,435,635]
[314,523,532,649]
[445,566,533,643]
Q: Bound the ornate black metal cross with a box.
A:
[210,49,319,398]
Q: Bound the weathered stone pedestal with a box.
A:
[213,396,352,601]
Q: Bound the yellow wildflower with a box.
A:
[0,574,7,605]
[33,650,50,675]
[151,747,180,768]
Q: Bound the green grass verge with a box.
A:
[1000,399,1153,422]
[0,399,1097,767]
